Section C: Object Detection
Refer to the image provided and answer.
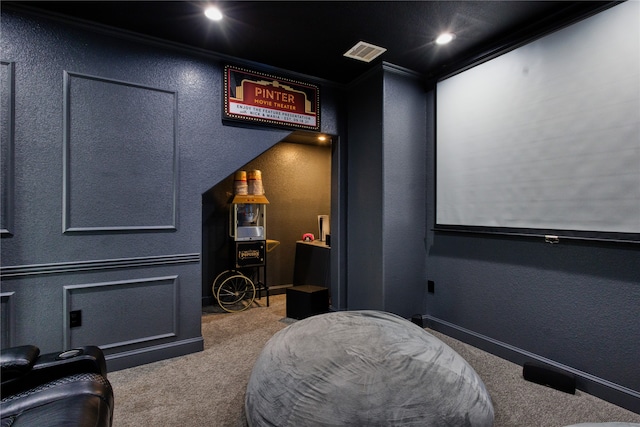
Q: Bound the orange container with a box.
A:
[248,169,264,195]
[234,170,248,195]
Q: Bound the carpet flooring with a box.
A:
[108,295,640,426]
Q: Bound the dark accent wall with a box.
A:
[346,64,427,317]
[202,141,332,303]
[423,89,640,412]
[346,67,384,309]
[0,8,342,370]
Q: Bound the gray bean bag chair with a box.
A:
[245,310,494,426]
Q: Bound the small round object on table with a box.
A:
[245,310,494,426]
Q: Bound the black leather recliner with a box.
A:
[0,345,114,427]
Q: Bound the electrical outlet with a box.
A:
[70,310,82,328]
[427,280,435,294]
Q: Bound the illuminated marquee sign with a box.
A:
[223,65,320,131]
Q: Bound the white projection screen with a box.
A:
[436,1,639,241]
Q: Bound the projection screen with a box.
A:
[436,1,639,241]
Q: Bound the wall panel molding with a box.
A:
[63,275,179,349]
[62,71,178,233]
[1,292,16,347]
[1,61,15,236]
[0,253,200,278]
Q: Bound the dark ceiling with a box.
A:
[5,1,613,85]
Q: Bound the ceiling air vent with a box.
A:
[343,41,387,63]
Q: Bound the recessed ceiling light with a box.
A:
[205,6,223,21]
[435,32,455,45]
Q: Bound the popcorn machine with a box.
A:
[229,194,269,242]
[212,171,277,312]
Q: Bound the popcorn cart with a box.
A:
[212,172,278,312]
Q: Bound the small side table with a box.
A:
[286,285,329,320]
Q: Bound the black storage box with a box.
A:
[286,285,329,320]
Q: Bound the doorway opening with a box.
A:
[201,131,334,311]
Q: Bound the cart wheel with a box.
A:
[216,274,256,312]
[212,269,240,294]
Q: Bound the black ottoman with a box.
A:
[286,285,329,320]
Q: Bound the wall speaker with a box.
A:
[523,362,576,394]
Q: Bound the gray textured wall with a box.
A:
[381,67,427,316]
[0,8,340,369]
[346,64,639,411]
[346,65,427,317]
[346,67,385,310]
[423,88,640,410]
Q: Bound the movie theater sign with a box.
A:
[224,65,320,131]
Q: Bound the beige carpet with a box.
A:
[108,295,640,426]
